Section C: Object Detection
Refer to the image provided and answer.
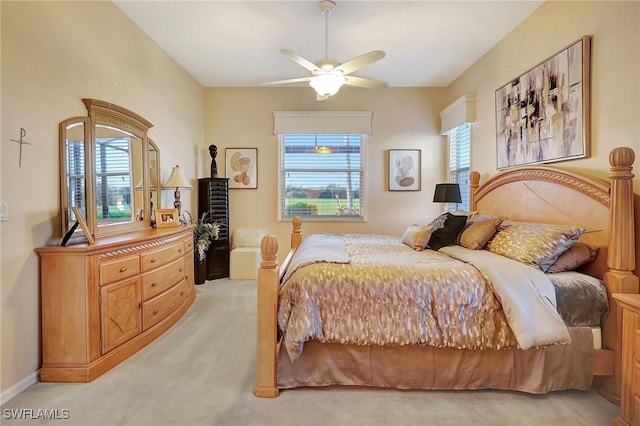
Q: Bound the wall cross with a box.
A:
[10,128,31,168]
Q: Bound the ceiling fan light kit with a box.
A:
[309,72,345,97]
[261,0,387,101]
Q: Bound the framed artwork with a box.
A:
[388,149,421,191]
[226,147,258,189]
[72,206,94,245]
[495,36,591,169]
[156,208,179,228]
[60,220,80,246]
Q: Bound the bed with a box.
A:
[254,146,637,404]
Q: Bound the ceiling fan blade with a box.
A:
[335,50,385,75]
[280,49,322,73]
[261,77,313,86]
[344,76,388,89]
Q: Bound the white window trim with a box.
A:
[439,94,475,135]
[273,111,373,135]
[274,111,373,222]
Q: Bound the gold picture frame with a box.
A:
[72,206,94,245]
[156,208,180,228]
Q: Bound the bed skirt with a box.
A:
[277,327,594,394]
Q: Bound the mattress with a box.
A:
[547,271,608,327]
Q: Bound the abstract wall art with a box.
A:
[495,36,591,169]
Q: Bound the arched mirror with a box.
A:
[60,99,157,240]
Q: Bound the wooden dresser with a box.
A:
[613,293,640,426]
[36,226,196,382]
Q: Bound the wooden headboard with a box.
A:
[469,163,611,279]
[468,146,637,403]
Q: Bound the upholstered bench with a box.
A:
[230,229,266,280]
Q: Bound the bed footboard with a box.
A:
[254,234,279,397]
[254,217,302,398]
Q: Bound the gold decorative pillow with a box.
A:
[457,215,505,250]
[401,225,434,251]
[487,223,584,271]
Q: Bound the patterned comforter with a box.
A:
[278,233,570,362]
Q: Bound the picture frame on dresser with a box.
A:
[72,206,94,245]
[156,208,179,228]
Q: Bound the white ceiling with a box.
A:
[113,0,543,88]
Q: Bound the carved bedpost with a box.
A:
[291,216,302,250]
[254,235,280,398]
[600,146,638,404]
[469,171,480,210]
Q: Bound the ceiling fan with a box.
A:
[261,0,387,101]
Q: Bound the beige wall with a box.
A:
[0,1,204,394]
[2,0,639,398]
[204,87,448,258]
[445,0,640,276]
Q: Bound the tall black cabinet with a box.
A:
[198,178,229,279]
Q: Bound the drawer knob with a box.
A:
[119,266,128,272]
[179,248,183,253]
[153,309,159,315]
[150,258,158,263]
[179,268,184,272]
[151,281,158,287]
[180,291,184,296]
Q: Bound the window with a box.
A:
[279,133,365,220]
[447,122,471,211]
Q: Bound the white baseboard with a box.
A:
[0,370,39,406]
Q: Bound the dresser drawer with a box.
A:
[100,255,140,286]
[140,242,185,272]
[141,280,186,331]
[141,257,186,300]
[183,237,194,254]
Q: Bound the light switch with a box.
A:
[0,202,7,222]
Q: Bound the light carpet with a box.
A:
[2,279,620,426]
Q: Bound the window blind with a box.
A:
[448,122,471,211]
[280,134,365,220]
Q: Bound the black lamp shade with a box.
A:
[433,183,462,203]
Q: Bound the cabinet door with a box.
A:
[100,277,141,354]
[206,242,229,279]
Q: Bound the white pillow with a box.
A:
[232,229,267,249]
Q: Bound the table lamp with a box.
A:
[163,165,192,220]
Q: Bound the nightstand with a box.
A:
[613,293,640,426]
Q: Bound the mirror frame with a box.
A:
[59,99,155,240]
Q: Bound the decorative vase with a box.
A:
[195,253,207,285]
